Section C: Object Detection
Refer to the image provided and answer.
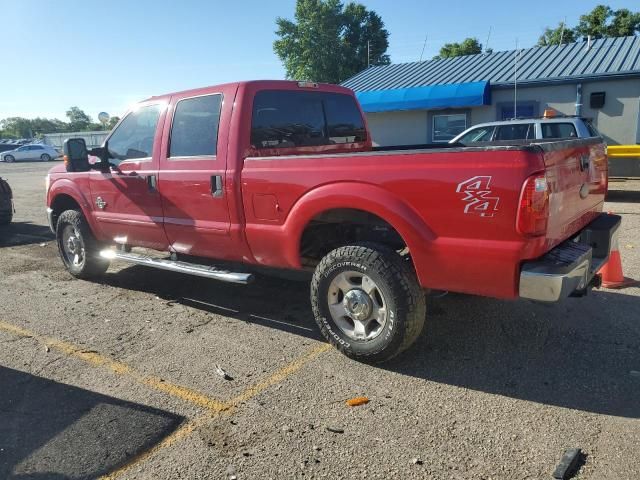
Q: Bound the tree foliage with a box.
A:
[434,38,483,59]
[274,0,390,83]
[0,107,112,139]
[537,22,576,46]
[539,5,640,47]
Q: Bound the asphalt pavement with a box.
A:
[0,161,639,479]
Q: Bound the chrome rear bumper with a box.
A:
[519,213,621,302]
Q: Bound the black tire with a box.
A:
[41,154,51,162]
[56,209,110,279]
[311,243,426,363]
[5,155,14,163]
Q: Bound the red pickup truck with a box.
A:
[46,80,619,362]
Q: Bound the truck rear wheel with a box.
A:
[311,244,426,363]
[56,209,110,279]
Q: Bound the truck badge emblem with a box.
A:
[95,197,107,210]
[456,176,499,217]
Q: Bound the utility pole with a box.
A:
[367,40,371,68]
[485,26,492,53]
[559,17,566,44]
[514,39,519,119]
[419,35,428,62]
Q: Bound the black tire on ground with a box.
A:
[56,209,110,279]
[311,243,426,363]
[5,155,14,163]
[41,154,51,162]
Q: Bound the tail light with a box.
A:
[517,173,549,236]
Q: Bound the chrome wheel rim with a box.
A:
[61,224,85,267]
[327,270,387,341]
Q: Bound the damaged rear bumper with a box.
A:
[519,213,621,302]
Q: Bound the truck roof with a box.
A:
[142,80,355,103]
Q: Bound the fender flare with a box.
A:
[282,182,436,269]
[48,179,100,235]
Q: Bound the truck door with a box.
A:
[157,87,235,259]
[88,102,169,250]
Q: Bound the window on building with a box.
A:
[432,114,467,143]
[169,94,222,158]
[251,90,366,149]
[456,126,495,143]
[108,105,161,164]
[494,123,535,141]
[500,102,537,120]
[541,123,577,139]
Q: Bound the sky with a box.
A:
[0,0,635,121]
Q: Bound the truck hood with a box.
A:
[48,163,66,174]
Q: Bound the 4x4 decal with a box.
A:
[456,176,499,217]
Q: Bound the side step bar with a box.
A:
[100,250,253,285]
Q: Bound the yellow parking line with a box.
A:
[100,342,332,479]
[0,320,227,413]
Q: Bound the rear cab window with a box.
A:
[541,123,577,139]
[250,90,366,150]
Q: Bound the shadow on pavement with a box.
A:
[0,222,54,248]
[0,366,184,480]
[606,189,640,203]
[100,265,640,418]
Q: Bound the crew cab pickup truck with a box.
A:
[46,80,620,362]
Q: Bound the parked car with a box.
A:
[0,177,13,225]
[450,116,600,144]
[0,144,60,162]
[46,80,618,362]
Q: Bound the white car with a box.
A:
[0,144,60,162]
[450,116,600,144]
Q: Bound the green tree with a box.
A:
[608,8,640,36]
[66,106,92,131]
[575,5,640,39]
[434,38,483,59]
[273,0,390,84]
[107,116,120,129]
[537,22,576,46]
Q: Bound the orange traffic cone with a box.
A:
[598,228,638,289]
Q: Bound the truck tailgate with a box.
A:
[538,139,608,249]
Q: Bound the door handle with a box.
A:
[211,175,223,198]
[146,174,157,192]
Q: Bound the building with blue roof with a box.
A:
[341,36,640,147]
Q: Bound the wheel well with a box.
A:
[300,209,407,268]
[51,194,81,229]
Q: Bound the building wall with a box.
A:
[366,110,429,146]
[581,79,640,145]
[364,77,640,147]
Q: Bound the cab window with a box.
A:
[457,126,495,143]
[169,94,222,158]
[251,90,366,149]
[495,123,535,141]
[541,123,577,139]
[108,105,161,164]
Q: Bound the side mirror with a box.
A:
[63,138,90,172]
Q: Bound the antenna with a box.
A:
[514,39,519,119]
[419,35,428,62]
[485,26,492,53]
[367,40,370,68]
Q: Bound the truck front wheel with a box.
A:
[56,209,110,279]
[311,244,426,363]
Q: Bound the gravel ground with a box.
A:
[0,161,639,480]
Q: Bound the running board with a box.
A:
[100,250,253,285]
